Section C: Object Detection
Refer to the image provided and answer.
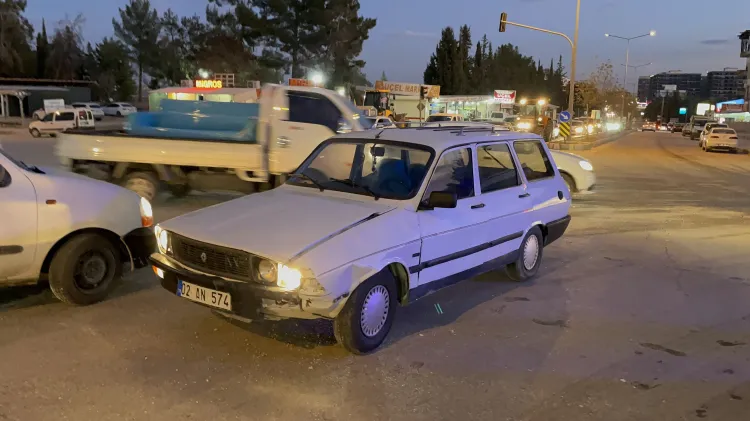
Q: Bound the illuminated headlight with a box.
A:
[154,225,170,255]
[517,122,531,130]
[606,122,621,131]
[574,127,584,134]
[553,128,560,137]
[579,160,594,171]
[587,125,594,133]
[140,197,153,227]
[277,264,302,290]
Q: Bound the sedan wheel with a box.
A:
[506,226,544,282]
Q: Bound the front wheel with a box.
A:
[48,233,123,305]
[506,226,544,282]
[30,128,41,138]
[561,173,576,194]
[334,270,397,354]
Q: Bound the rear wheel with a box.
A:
[506,226,544,282]
[123,171,159,202]
[30,128,41,138]
[334,270,397,354]
[48,233,122,305]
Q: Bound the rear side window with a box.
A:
[0,164,11,187]
[423,148,474,200]
[477,143,520,193]
[287,92,343,132]
[57,112,75,121]
[513,140,555,182]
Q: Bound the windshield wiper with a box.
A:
[20,161,45,174]
[291,172,325,191]
[328,178,380,200]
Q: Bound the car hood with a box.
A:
[162,187,397,263]
[550,150,588,165]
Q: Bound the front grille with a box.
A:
[171,233,252,280]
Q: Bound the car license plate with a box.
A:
[177,280,232,311]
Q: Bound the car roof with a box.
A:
[341,126,542,153]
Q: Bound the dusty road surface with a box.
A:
[1,130,749,421]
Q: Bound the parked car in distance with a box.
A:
[672,123,684,133]
[682,124,692,137]
[71,102,105,120]
[0,144,155,305]
[699,123,728,143]
[150,127,572,354]
[103,102,138,117]
[28,109,95,138]
[425,113,464,122]
[641,122,656,132]
[700,127,740,153]
[364,116,396,129]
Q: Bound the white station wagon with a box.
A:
[150,127,572,353]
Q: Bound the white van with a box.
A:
[29,109,95,138]
[71,102,105,121]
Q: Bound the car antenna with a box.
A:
[374,128,386,139]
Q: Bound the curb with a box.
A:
[548,130,632,151]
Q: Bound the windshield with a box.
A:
[426,115,452,122]
[491,112,504,119]
[0,148,43,173]
[88,104,101,108]
[341,99,363,127]
[363,118,376,129]
[287,140,434,200]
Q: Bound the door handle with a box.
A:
[276,136,291,148]
[470,203,485,209]
[518,193,530,198]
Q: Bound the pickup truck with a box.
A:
[55,85,366,201]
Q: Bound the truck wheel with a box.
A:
[506,226,544,282]
[333,270,397,355]
[167,183,191,198]
[30,128,41,138]
[48,233,122,305]
[123,171,159,202]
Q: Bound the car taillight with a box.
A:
[710,136,719,138]
[730,136,738,139]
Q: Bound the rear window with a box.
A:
[713,129,735,134]
[426,115,452,122]
[88,104,101,108]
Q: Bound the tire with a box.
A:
[561,172,576,194]
[167,183,191,198]
[334,270,397,354]
[116,111,122,117]
[506,226,544,282]
[30,128,41,138]
[123,171,159,202]
[48,233,122,305]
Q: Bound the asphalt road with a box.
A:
[1,130,749,421]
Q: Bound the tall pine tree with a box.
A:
[112,0,162,100]
[35,19,48,78]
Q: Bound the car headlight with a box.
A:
[579,160,594,171]
[140,197,153,227]
[154,224,171,255]
[574,127,584,134]
[518,122,531,130]
[255,259,302,290]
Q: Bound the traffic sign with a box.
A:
[417,102,425,111]
[559,111,572,123]
[559,122,571,137]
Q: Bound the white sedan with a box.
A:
[700,127,740,153]
[102,102,138,117]
[150,128,572,354]
[0,145,155,305]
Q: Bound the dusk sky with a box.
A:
[26,0,749,87]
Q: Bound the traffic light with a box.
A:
[420,85,429,100]
[499,12,507,32]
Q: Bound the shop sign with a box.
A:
[288,78,324,87]
[493,90,516,104]
[375,81,440,98]
[194,79,223,89]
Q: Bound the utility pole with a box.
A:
[500,1,580,142]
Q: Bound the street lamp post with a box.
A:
[605,30,655,118]
[500,0,581,143]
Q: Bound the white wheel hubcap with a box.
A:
[360,285,390,337]
[523,235,540,271]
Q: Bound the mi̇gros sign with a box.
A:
[194,79,223,89]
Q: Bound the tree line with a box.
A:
[0,0,375,101]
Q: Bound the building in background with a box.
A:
[740,30,750,110]
[0,78,95,118]
[637,76,651,102]
[647,72,702,100]
[705,69,745,101]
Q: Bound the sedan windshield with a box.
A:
[426,115,452,122]
[287,140,434,200]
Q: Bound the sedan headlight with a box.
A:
[140,197,153,227]
[517,122,531,130]
[579,160,594,171]
[574,127,584,134]
[256,259,302,290]
[154,224,171,255]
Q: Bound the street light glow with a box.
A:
[538,98,546,106]
[311,72,324,85]
[519,98,528,105]
[604,33,610,37]
[649,30,656,36]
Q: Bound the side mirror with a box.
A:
[420,191,457,210]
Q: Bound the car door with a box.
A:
[0,155,38,281]
[271,90,344,174]
[55,111,76,131]
[512,139,568,224]
[415,146,489,289]
[471,141,533,257]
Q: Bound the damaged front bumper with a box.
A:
[149,253,340,321]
